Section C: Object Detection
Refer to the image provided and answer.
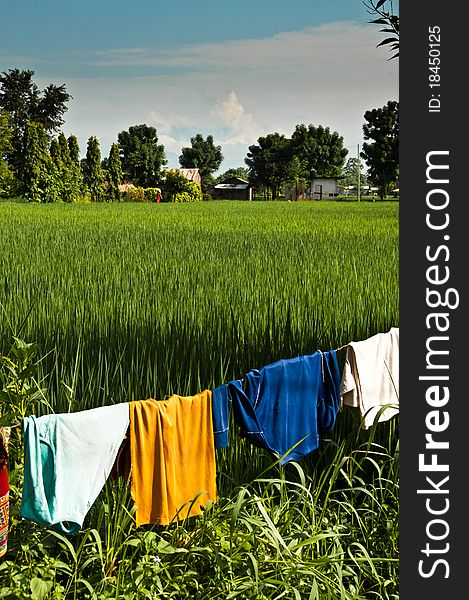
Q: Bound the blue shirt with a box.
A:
[212,350,341,464]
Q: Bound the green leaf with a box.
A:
[30,577,53,600]
[377,37,399,48]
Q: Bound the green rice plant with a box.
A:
[0,200,399,598]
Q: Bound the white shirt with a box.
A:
[340,327,399,429]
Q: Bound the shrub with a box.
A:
[123,186,147,202]
[143,187,161,202]
[162,169,202,202]
[0,161,15,197]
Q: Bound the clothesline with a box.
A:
[335,343,349,352]
[3,344,350,431]
[0,327,399,556]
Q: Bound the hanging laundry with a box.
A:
[20,404,129,534]
[0,427,11,558]
[211,384,230,449]
[129,391,217,527]
[340,327,399,429]
[212,350,341,465]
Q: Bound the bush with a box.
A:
[202,192,212,201]
[0,162,15,197]
[162,169,202,202]
[143,188,161,202]
[123,186,147,202]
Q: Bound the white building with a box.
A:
[310,177,340,199]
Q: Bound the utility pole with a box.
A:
[357,144,361,202]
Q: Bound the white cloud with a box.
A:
[58,21,398,171]
[212,91,260,145]
[81,21,388,76]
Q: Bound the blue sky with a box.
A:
[0,0,399,173]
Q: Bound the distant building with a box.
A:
[285,176,341,200]
[210,177,253,200]
[177,168,202,186]
[310,177,340,199]
[162,167,202,187]
[118,182,136,194]
[340,185,379,197]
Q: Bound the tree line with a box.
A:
[0,68,399,203]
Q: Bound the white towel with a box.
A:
[340,327,399,429]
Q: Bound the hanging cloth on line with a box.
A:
[20,404,129,534]
[212,350,341,465]
[340,327,399,429]
[129,390,217,527]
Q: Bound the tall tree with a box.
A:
[68,134,80,166]
[34,84,73,132]
[290,124,348,178]
[83,136,105,202]
[0,109,14,196]
[341,157,367,188]
[117,124,166,187]
[107,143,123,201]
[179,134,223,191]
[0,69,72,172]
[67,134,83,201]
[215,166,250,183]
[49,137,61,167]
[361,100,399,200]
[286,155,309,200]
[245,133,291,200]
[0,70,39,132]
[21,122,60,202]
[49,132,81,203]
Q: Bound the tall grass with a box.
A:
[0,201,399,598]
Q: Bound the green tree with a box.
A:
[179,134,223,191]
[49,132,81,203]
[0,109,15,196]
[245,133,291,200]
[107,143,123,201]
[215,166,250,183]
[67,134,83,201]
[162,169,203,202]
[57,132,71,164]
[49,137,61,167]
[361,100,399,200]
[0,69,72,173]
[68,134,80,166]
[0,69,71,133]
[341,157,367,188]
[364,0,399,60]
[117,124,166,187]
[21,122,60,202]
[290,124,348,178]
[285,155,309,200]
[83,136,105,202]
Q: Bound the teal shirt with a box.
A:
[20,404,129,534]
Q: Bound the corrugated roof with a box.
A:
[178,168,200,182]
[215,183,249,190]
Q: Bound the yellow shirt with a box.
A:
[129,390,217,526]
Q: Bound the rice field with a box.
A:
[0,200,399,599]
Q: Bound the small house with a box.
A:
[211,177,252,200]
[310,177,340,200]
[177,168,202,186]
[162,167,202,187]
